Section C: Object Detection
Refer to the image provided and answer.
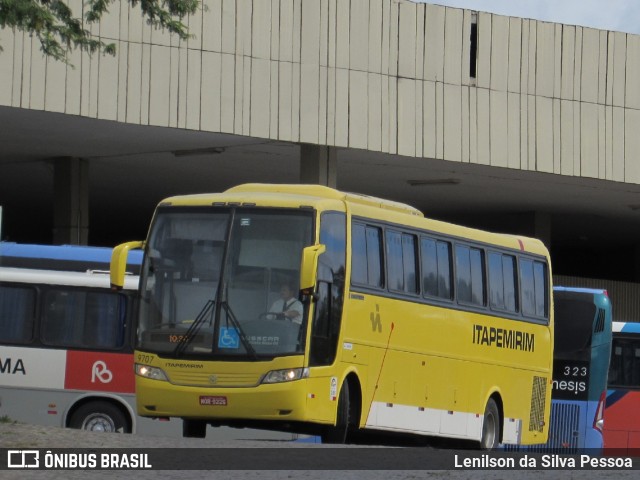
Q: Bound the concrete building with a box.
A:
[2,0,640,317]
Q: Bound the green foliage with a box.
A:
[0,0,199,63]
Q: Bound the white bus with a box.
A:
[0,243,297,440]
[0,242,166,433]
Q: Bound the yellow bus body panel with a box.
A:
[342,292,551,444]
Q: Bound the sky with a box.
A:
[418,0,640,34]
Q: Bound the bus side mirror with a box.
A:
[110,241,144,289]
[299,244,326,294]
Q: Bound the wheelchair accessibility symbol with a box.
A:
[218,327,240,349]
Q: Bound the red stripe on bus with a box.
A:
[64,351,134,394]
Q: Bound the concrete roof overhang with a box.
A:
[3,106,640,257]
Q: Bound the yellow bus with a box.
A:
[111,184,553,448]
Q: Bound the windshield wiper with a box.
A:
[174,299,215,357]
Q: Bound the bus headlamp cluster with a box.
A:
[261,368,309,384]
[135,364,168,382]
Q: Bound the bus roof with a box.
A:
[553,286,608,295]
[159,184,550,258]
[0,242,143,264]
[0,266,139,290]
[0,242,143,274]
[162,183,424,217]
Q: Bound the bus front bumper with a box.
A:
[136,376,311,422]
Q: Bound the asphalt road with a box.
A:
[0,422,637,480]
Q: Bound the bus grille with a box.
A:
[529,376,547,433]
[168,371,261,387]
[505,403,580,453]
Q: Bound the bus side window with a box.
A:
[455,245,485,306]
[421,238,453,300]
[42,290,80,346]
[385,231,418,295]
[351,224,368,285]
[386,230,403,292]
[0,285,36,343]
[310,212,346,367]
[310,281,332,365]
[351,223,383,289]
[609,338,640,388]
[488,252,518,313]
[609,342,623,385]
[635,344,640,387]
[366,227,383,288]
[83,292,125,349]
[631,340,640,387]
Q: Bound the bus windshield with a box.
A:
[553,296,596,361]
[138,207,314,359]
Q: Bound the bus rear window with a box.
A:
[554,298,596,357]
[519,258,548,320]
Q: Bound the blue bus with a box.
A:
[505,286,612,453]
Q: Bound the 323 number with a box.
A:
[563,366,587,377]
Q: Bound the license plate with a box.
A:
[199,396,227,406]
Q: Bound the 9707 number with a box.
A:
[137,354,155,364]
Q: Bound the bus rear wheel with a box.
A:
[69,401,129,433]
[183,419,207,438]
[480,398,500,450]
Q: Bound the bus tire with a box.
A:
[68,401,129,433]
[480,398,500,450]
[183,419,207,438]
[321,381,352,444]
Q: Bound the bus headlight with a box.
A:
[261,368,309,384]
[135,364,168,382]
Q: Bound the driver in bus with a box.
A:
[267,282,303,324]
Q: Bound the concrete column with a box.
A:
[300,144,337,187]
[532,212,552,249]
[52,157,89,245]
[634,245,640,282]
[509,211,552,249]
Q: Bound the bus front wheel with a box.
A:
[183,419,207,438]
[69,401,129,433]
[321,381,353,444]
[480,398,500,450]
